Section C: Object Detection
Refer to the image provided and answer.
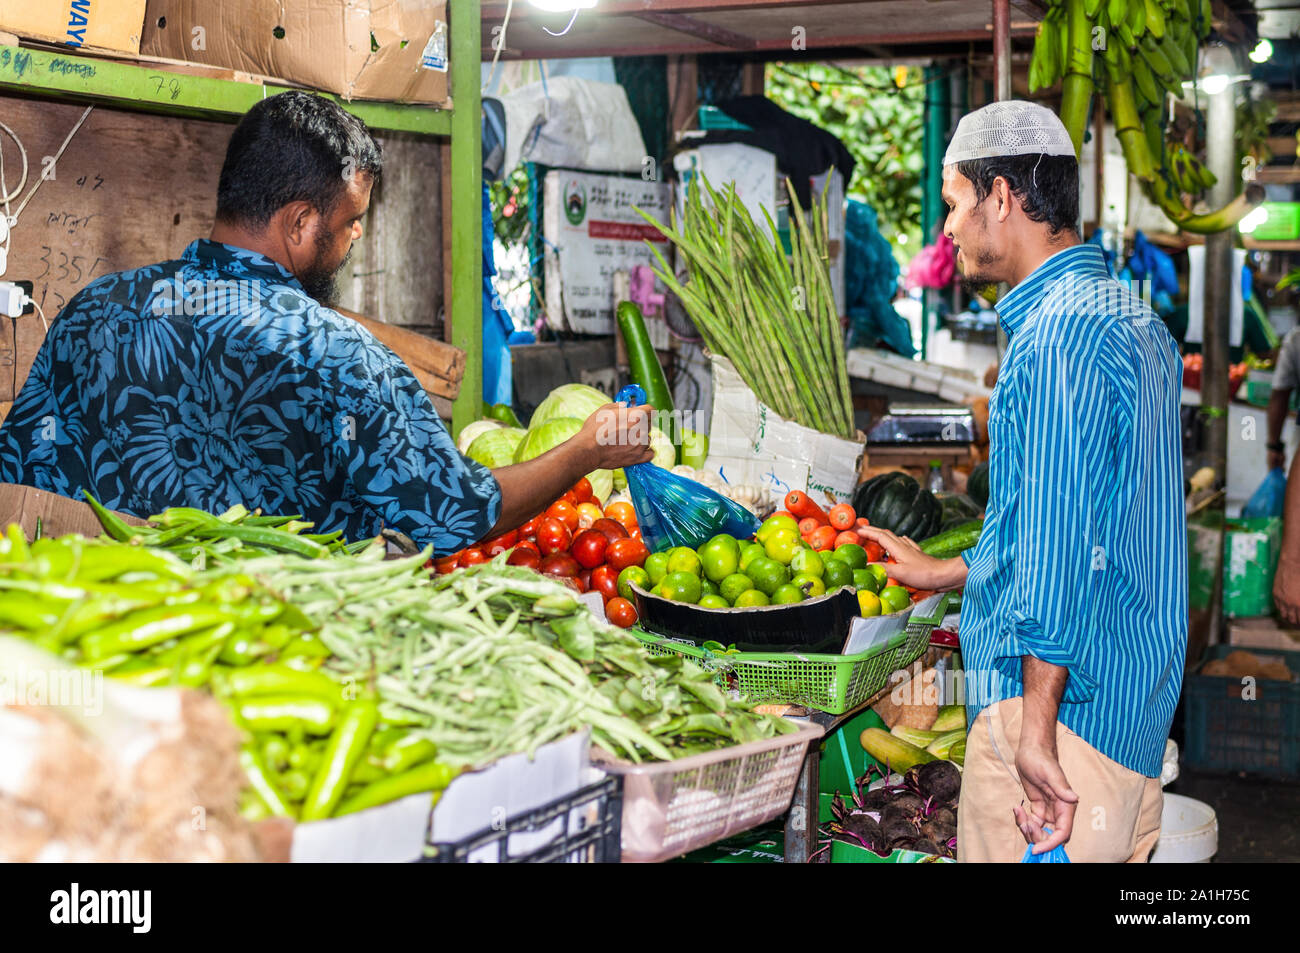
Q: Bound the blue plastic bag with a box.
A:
[1021,827,1071,863]
[1242,467,1286,520]
[615,386,760,552]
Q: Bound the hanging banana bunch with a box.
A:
[1028,0,1261,234]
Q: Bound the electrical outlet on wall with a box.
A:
[580,367,618,397]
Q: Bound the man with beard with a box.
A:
[0,92,652,552]
[862,102,1186,862]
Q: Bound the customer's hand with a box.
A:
[578,403,655,471]
[1013,742,1079,854]
[859,527,968,591]
[1274,554,1300,626]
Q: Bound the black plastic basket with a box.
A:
[421,774,623,863]
[1182,645,1300,778]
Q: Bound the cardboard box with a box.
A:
[1228,618,1300,653]
[0,0,146,55]
[141,0,449,105]
[0,482,144,538]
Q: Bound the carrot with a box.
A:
[855,517,871,529]
[785,491,830,524]
[809,525,838,551]
[798,517,822,537]
[834,530,860,549]
[772,510,795,522]
[828,503,856,531]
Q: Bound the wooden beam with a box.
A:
[1257,165,1300,185]
[483,0,869,19]
[1267,135,1299,161]
[630,11,758,50]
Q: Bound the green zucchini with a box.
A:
[616,300,679,462]
[918,519,984,559]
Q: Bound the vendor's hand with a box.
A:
[859,526,967,591]
[1274,554,1300,626]
[1013,741,1078,855]
[1268,449,1286,472]
[579,403,655,471]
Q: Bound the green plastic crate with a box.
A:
[634,593,949,714]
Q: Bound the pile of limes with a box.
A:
[615,514,913,614]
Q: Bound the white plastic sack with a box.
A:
[499,76,647,174]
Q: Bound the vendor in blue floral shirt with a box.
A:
[0,92,651,553]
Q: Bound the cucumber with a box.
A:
[616,300,679,462]
[918,519,983,559]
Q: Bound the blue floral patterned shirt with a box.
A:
[0,239,501,553]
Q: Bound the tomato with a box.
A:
[603,501,637,529]
[571,528,609,569]
[547,500,580,532]
[562,491,579,506]
[536,517,572,557]
[577,568,592,592]
[539,553,581,578]
[570,477,594,504]
[434,554,460,575]
[483,539,510,558]
[828,504,856,531]
[590,564,620,603]
[513,539,540,556]
[605,537,649,571]
[629,526,642,541]
[605,596,637,628]
[798,516,822,537]
[576,501,603,529]
[506,547,541,570]
[518,516,541,539]
[591,518,629,544]
[458,548,487,567]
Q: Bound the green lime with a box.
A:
[644,551,670,586]
[791,572,826,598]
[833,542,867,570]
[763,529,801,565]
[823,559,853,590]
[699,536,740,583]
[666,547,702,576]
[756,515,799,543]
[733,589,771,607]
[852,568,880,594]
[771,584,805,605]
[698,594,730,609]
[701,577,720,597]
[746,557,790,596]
[739,542,765,572]
[866,563,889,591]
[880,585,911,613]
[618,565,651,601]
[719,573,755,604]
[661,571,703,604]
[790,549,825,579]
[857,590,882,617]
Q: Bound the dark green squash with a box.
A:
[851,471,943,538]
[968,462,990,510]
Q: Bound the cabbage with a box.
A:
[529,383,610,429]
[466,427,525,468]
[515,415,613,505]
[455,418,504,455]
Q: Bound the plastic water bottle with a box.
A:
[927,460,944,494]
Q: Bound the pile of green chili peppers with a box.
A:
[0,524,458,823]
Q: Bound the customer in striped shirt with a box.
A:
[863,102,1186,862]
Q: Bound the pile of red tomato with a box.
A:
[435,478,649,629]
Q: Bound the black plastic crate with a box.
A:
[421,774,622,863]
[1182,645,1300,778]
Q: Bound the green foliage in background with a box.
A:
[766,62,924,262]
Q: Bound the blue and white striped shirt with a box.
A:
[959,244,1187,778]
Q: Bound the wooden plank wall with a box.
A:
[0,93,445,418]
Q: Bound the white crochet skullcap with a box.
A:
[943,100,1075,166]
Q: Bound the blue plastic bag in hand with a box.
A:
[615,386,760,552]
[1243,467,1287,520]
[1021,828,1071,863]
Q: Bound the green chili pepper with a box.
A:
[287,743,322,773]
[300,700,379,821]
[79,605,238,661]
[260,734,292,771]
[239,746,294,819]
[82,491,134,542]
[350,760,387,784]
[218,630,266,667]
[333,760,459,817]
[279,769,311,802]
[217,663,343,703]
[236,695,337,735]
[382,735,438,773]
[277,634,331,661]
[0,597,66,631]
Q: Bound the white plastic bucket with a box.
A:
[1148,794,1218,863]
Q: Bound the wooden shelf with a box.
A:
[0,43,452,136]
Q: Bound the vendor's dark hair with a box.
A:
[216,90,382,228]
[955,153,1078,237]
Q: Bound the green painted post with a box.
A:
[449,1,483,438]
[920,63,949,361]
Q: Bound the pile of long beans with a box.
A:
[638,173,855,439]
